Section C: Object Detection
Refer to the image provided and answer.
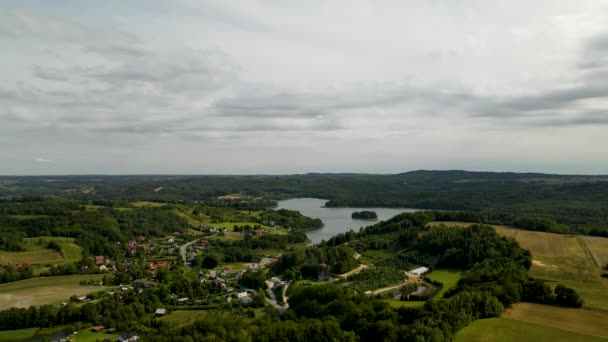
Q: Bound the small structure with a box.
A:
[177,297,189,304]
[236,292,249,299]
[95,256,105,266]
[410,266,430,276]
[91,325,104,333]
[118,332,139,342]
[132,279,152,288]
[167,238,175,245]
[155,308,167,316]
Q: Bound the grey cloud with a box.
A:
[529,111,608,127]
[32,65,69,81]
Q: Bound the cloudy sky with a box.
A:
[2,1,608,175]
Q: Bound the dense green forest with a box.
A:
[2,170,608,236]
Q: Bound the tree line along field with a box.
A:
[429,221,608,340]
[0,237,82,266]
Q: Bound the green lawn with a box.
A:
[383,299,424,308]
[425,269,462,298]
[454,318,605,342]
[72,328,119,342]
[0,326,66,342]
[159,310,213,328]
[0,237,82,266]
[0,274,108,310]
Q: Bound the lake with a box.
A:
[277,198,420,245]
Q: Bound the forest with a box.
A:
[3,170,608,236]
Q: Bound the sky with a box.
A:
[1,0,608,175]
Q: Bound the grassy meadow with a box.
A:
[0,237,82,266]
[0,274,107,310]
[454,317,605,342]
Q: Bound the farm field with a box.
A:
[454,317,605,342]
[428,221,608,310]
[0,237,82,266]
[0,274,107,310]
[159,310,214,328]
[502,302,608,338]
[582,235,608,267]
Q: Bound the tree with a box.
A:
[202,255,220,269]
[554,284,583,308]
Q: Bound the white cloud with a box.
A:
[1,0,608,174]
[35,157,52,163]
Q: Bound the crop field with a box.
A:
[0,237,82,266]
[582,236,608,267]
[502,303,608,338]
[0,274,107,310]
[454,317,605,342]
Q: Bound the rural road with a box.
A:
[336,264,369,278]
[180,238,205,268]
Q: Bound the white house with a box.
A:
[410,266,429,276]
[236,292,249,299]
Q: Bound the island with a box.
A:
[351,210,378,220]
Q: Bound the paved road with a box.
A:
[180,238,205,268]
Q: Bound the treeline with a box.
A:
[271,244,358,279]
[260,209,323,231]
[0,199,190,257]
[351,211,377,220]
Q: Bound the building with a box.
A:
[155,308,167,316]
[91,326,104,333]
[118,332,139,342]
[410,266,429,276]
[94,256,105,266]
[132,279,152,288]
[236,292,249,299]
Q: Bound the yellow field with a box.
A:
[0,274,107,310]
[0,237,82,266]
[582,235,608,267]
[503,303,608,338]
[454,318,605,342]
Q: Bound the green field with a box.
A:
[454,318,605,342]
[0,274,107,310]
[159,310,214,328]
[425,269,462,298]
[383,299,424,308]
[503,303,608,338]
[0,326,119,342]
[0,237,82,266]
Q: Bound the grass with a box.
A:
[213,222,270,231]
[0,274,107,310]
[0,237,82,266]
[130,201,165,208]
[454,318,605,342]
[383,299,424,308]
[582,235,608,268]
[159,309,214,328]
[72,328,119,342]
[0,326,66,342]
[425,269,462,298]
[502,303,608,338]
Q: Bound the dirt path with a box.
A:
[336,264,369,278]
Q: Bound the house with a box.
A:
[121,259,134,269]
[91,326,104,333]
[155,308,167,316]
[118,332,139,342]
[248,264,259,271]
[94,256,105,266]
[236,292,249,299]
[14,262,30,271]
[213,277,226,289]
[410,266,430,276]
[99,265,108,272]
[167,238,175,245]
[177,297,189,304]
[132,279,152,288]
[138,235,147,242]
[148,262,171,270]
